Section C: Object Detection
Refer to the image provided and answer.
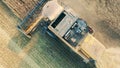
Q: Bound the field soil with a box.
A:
[0,0,120,68]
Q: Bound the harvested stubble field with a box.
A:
[0,0,120,68]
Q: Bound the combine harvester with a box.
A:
[17,0,106,63]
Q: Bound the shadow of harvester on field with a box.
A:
[17,26,96,68]
[7,26,96,68]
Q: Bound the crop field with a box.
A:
[0,0,120,68]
